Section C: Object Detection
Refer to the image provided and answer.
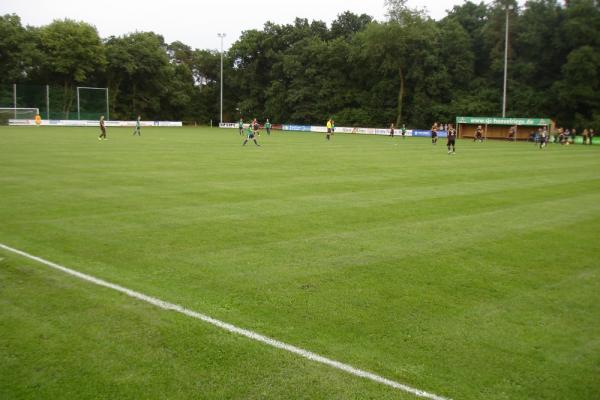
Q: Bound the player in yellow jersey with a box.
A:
[326,119,332,140]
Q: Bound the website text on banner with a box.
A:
[412,129,448,138]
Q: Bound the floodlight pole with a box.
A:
[106,88,110,121]
[502,4,512,118]
[218,33,226,124]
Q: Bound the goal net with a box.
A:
[0,108,39,125]
[77,87,108,120]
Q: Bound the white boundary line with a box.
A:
[0,242,451,400]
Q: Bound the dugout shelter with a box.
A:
[456,116,553,141]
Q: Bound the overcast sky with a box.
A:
[3,0,474,50]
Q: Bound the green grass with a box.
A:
[1,126,599,400]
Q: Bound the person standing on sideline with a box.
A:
[99,115,107,140]
[389,123,395,137]
[447,124,457,154]
[508,125,516,140]
[326,119,332,140]
[431,122,438,145]
[238,118,244,135]
[132,115,141,136]
[264,118,272,135]
[558,127,566,144]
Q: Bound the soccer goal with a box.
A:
[0,107,39,125]
[77,87,109,120]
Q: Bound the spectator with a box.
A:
[583,128,589,144]
[474,125,483,142]
[558,127,566,144]
[547,127,555,143]
[564,128,571,144]
[508,125,516,140]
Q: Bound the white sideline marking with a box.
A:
[0,242,450,400]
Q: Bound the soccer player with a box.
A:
[242,126,260,147]
[474,125,483,142]
[447,124,457,154]
[132,115,141,136]
[98,115,107,140]
[265,118,272,135]
[331,120,335,135]
[431,122,438,145]
[401,124,406,139]
[539,127,548,149]
[252,118,260,136]
[326,119,332,140]
[238,118,244,135]
[389,123,395,137]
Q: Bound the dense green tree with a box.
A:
[0,14,37,83]
[445,2,490,76]
[105,32,170,119]
[552,45,600,126]
[330,11,373,38]
[355,19,441,127]
[385,0,428,26]
[33,19,106,115]
[561,0,600,48]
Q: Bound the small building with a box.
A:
[455,116,554,140]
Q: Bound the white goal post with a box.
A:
[0,107,40,124]
[77,86,109,120]
[0,107,39,116]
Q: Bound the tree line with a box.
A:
[1,0,599,129]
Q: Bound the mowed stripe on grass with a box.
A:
[1,126,599,399]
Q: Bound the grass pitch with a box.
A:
[1,126,599,399]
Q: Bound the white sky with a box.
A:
[2,0,472,50]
